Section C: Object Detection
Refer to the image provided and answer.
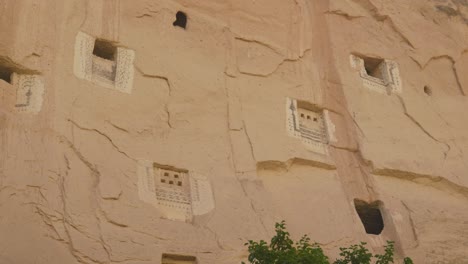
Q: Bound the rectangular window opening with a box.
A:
[93,39,117,61]
[162,254,197,264]
[362,57,385,80]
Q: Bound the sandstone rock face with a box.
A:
[0,0,467,263]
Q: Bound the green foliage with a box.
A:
[242,221,414,264]
[403,257,414,264]
[242,221,329,264]
[334,241,395,264]
[334,242,372,264]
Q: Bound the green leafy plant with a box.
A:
[334,242,372,264]
[242,221,414,264]
[242,221,329,264]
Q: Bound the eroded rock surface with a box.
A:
[0,0,467,263]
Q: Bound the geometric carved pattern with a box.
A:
[0,57,44,114]
[137,161,215,222]
[286,98,330,155]
[350,54,402,94]
[154,166,193,222]
[74,31,135,93]
[11,73,44,114]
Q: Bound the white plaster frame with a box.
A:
[74,31,135,93]
[350,54,402,94]
[286,97,334,155]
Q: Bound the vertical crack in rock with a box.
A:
[61,137,112,263]
[134,65,172,96]
[164,104,173,129]
[34,206,64,241]
[203,225,225,250]
[349,0,415,48]
[57,153,96,264]
[241,121,256,162]
[223,66,268,233]
[395,95,451,159]
[401,201,420,248]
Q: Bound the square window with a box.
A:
[93,39,116,61]
[74,32,135,93]
[362,57,385,80]
[285,98,331,155]
[350,54,402,94]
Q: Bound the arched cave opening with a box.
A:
[354,199,384,235]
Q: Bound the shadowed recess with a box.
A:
[93,39,117,60]
[162,254,197,264]
[424,85,432,96]
[354,199,384,235]
[362,56,385,80]
[0,64,13,83]
[173,11,187,29]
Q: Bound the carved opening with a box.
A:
[93,39,116,61]
[0,64,13,84]
[162,254,197,264]
[362,57,385,80]
[354,199,384,235]
[173,11,187,29]
[424,85,432,96]
[296,103,327,144]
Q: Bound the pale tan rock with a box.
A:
[0,0,467,263]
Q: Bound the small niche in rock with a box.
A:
[0,64,13,84]
[162,254,197,264]
[362,57,385,80]
[354,199,384,235]
[93,39,117,61]
[173,11,187,29]
[424,85,432,96]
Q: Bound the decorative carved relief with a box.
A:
[74,31,135,93]
[137,161,215,222]
[286,98,331,154]
[350,54,402,94]
[12,73,44,114]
